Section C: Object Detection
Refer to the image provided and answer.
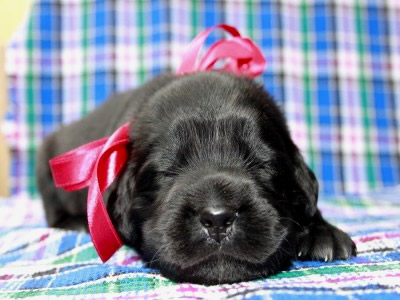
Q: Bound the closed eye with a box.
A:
[159,168,182,178]
[159,171,176,178]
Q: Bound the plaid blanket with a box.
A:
[4,0,400,197]
[0,189,399,299]
[2,1,400,299]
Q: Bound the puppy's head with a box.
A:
[110,72,318,284]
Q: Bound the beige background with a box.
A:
[0,0,32,196]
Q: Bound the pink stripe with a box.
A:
[298,272,400,285]
[39,233,49,242]
[177,284,198,293]
[121,255,140,265]
[355,233,400,243]
[115,294,159,299]
[0,274,13,280]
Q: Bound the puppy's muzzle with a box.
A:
[200,207,237,243]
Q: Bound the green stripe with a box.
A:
[322,195,371,208]
[355,1,375,189]
[301,2,316,172]
[1,276,175,298]
[82,0,89,116]
[191,0,198,38]
[53,246,98,264]
[269,261,400,279]
[246,0,255,39]
[26,11,35,196]
[43,245,136,266]
[138,1,145,83]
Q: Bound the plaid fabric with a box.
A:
[3,0,400,197]
[0,190,399,299]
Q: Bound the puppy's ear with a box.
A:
[292,151,319,219]
[108,153,159,248]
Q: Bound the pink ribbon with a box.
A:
[177,24,266,77]
[49,24,266,262]
[50,124,129,262]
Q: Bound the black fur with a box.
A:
[36,72,356,285]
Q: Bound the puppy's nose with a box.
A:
[200,207,236,243]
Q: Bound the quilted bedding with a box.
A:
[0,188,399,299]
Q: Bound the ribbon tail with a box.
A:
[87,180,123,262]
[87,124,130,262]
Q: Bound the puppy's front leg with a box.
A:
[296,210,357,262]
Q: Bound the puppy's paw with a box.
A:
[296,219,356,262]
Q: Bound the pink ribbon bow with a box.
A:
[50,124,129,262]
[177,24,266,77]
[49,24,266,262]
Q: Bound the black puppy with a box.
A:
[36,72,356,285]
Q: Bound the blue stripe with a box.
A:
[150,0,163,77]
[292,251,400,269]
[39,3,61,138]
[57,234,78,255]
[79,234,92,245]
[0,253,23,264]
[350,227,400,235]
[260,3,284,105]
[204,1,218,33]
[40,76,56,136]
[314,3,331,52]
[317,77,334,126]
[379,153,396,185]
[20,277,52,290]
[92,0,112,106]
[327,215,400,223]
[367,7,398,187]
[39,3,54,52]
[50,265,155,288]
[260,2,279,50]
[204,1,224,49]
[269,295,350,300]
[94,72,109,105]
[321,151,335,194]
[263,74,284,105]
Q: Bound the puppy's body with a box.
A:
[37,72,356,284]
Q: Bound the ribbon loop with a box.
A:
[50,123,129,262]
[177,23,266,77]
[50,138,108,191]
